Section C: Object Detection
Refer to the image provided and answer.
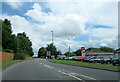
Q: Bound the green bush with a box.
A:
[3,49,14,53]
[14,53,25,60]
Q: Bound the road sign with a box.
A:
[46,51,51,56]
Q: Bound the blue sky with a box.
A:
[1,0,118,55]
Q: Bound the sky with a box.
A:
[1,0,119,56]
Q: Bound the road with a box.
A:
[2,59,119,82]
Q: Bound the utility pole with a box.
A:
[51,31,54,59]
[51,31,54,44]
[69,45,70,57]
[68,38,71,57]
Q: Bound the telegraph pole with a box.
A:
[68,38,71,57]
[51,31,54,44]
[69,45,70,57]
[51,31,54,59]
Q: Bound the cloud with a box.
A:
[3,0,24,9]
[25,3,86,38]
[2,1,118,55]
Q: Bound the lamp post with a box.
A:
[51,31,54,58]
[51,31,54,44]
[68,38,71,57]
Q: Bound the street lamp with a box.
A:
[51,31,54,44]
[68,38,71,57]
[51,31,54,58]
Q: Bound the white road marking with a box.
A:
[57,70,85,82]
[79,74,97,80]
[39,63,43,65]
[44,65,53,69]
[40,63,96,80]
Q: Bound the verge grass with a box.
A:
[48,59,120,71]
[2,60,22,70]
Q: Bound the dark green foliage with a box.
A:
[100,47,115,52]
[0,20,2,50]
[64,52,76,57]
[86,47,101,51]
[17,32,33,56]
[3,49,14,53]
[38,43,60,58]
[86,47,115,52]
[2,19,33,59]
[38,47,46,58]
[46,43,57,55]
[14,53,25,60]
[73,49,82,56]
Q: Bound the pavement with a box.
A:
[2,59,120,82]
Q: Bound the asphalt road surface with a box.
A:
[2,59,120,82]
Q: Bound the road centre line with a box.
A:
[44,65,53,69]
[79,74,97,80]
[39,63,43,65]
[57,70,85,82]
[39,63,97,80]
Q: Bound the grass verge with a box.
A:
[48,59,120,72]
[25,56,33,60]
[1,60,22,70]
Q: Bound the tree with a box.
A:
[100,47,115,52]
[73,49,82,56]
[64,52,76,57]
[17,32,33,56]
[0,20,2,50]
[38,47,46,58]
[2,19,13,50]
[1,19,33,60]
[46,43,57,56]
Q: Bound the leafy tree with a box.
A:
[46,43,57,56]
[86,47,101,52]
[0,20,2,50]
[38,47,46,58]
[100,47,115,52]
[17,32,33,56]
[2,19,33,60]
[64,52,76,57]
[14,53,25,60]
[73,49,82,56]
[56,50,62,55]
[2,19,12,49]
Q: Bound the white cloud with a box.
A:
[47,2,118,28]
[2,1,118,55]
[25,3,86,38]
[3,0,24,9]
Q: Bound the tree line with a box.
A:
[38,44,116,58]
[1,19,33,60]
[38,43,61,59]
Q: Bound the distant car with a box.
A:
[101,56,113,64]
[83,56,91,62]
[89,56,97,63]
[69,56,81,60]
[56,55,66,60]
[112,55,120,66]
[93,56,104,63]
[73,56,86,61]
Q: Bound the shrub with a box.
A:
[14,53,25,60]
[3,49,14,53]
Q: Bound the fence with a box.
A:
[0,51,14,62]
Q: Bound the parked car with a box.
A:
[65,56,81,60]
[89,56,97,63]
[101,56,114,64]
[112,55,120,66]
[93,56,104,63]
[83,56,92,62]
[56,55,66,60]
[73,56,86,61]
